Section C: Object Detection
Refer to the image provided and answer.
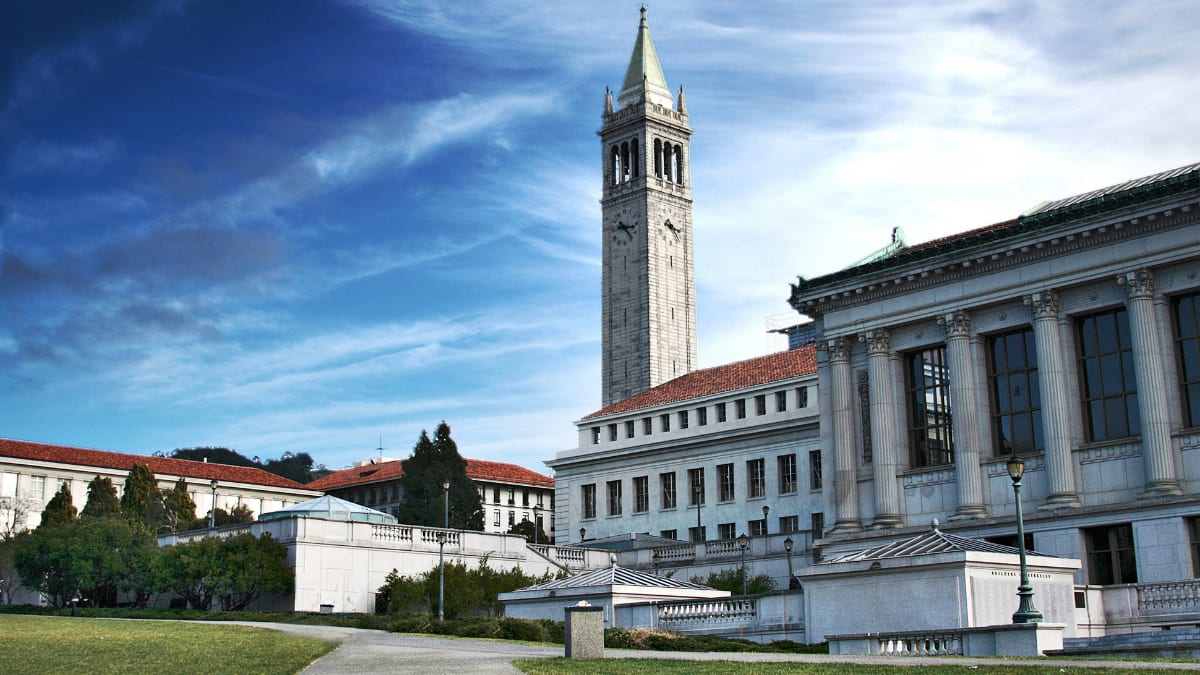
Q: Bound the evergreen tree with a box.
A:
[39,483,77,529]
[162,478,199,531]
[396,422,485,530]
[81,476,121,519]
[506,519,549,545]
[120,464,162,528]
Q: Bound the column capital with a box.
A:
[1118,269,1155,299]
[825,336,851,362]
[938,310,971,339]
[858,329,891,354]
[1023,291,1060,320]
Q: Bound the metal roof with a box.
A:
[259,494,396,524]
[618,7,672,108]
[1024,162,1200,216]
[821,521,1054,563]
[517,564,712,592]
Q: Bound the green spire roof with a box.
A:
[617,7,674,109]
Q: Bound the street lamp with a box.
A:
[784,536,796,589]
[652,551,662,576]
[579,526,586,543]
[438,480,449,622]
[737,533,750,596]
[208,479,218,529]
[532,504,541,545]
[762,504,770,535]
[1007,455,1043,624]
[693,484,703,543]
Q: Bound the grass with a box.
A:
[514,660,1200,674]
[0,615,337,675]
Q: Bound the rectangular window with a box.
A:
[779,515,799,534]
[1190,518,1200,577]
[591,427,600,444]
[661,528,678,540]
[608,423,618,441]
[717,463,735,502]
[606,480,622,516]
[718,522,737,540]
[796,386,809,408]
[537,492,545,507]
[582,484,596,520]
[29,475,46,500]
[643,417,653,435]
[660,413,671,432]
[625,420,636,438]
[697,407,708,426]
[660,472,677,509]
[809,450,823,490]
[508,511,515,526]
[678,410,689,429]
[493,488,501,504]
[493,510,501,527]
[907,345,955,467]
[56,478,70,494]
[749,518,767,537]
[688,468,705,505]
[778,453,798,494]
[1078,308,1139,442]
[633,476,649,513]
[1085,524,1137,585]
[1174,293,1200,427]
[989,327,1043,455]
[755,394,767,415]
[811,512,825,536]
[736,399,747,419]
[716,402,727,423]
[689,525,707,543]
[508,489,515,505]
[775,391,787,412]
[3,472,19,498]
[747,458,765,498]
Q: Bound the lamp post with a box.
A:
[1007,455,1043,624]
[532,504,541,545]
[784,536,795,589]
[652,551,662,576]
[737,533,750,595]
[208,480,218,529]
[438,480,449,622]
[762,504,770,535]
[693,484,703,543]
[579,526,586,543]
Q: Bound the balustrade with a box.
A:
[658,598,756,625]
[1138,579,1200,614]
[876,634,963,656]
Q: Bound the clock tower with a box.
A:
[600,8,696,407]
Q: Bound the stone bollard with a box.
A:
[564,601,605,659]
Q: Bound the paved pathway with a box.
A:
[228,622,1200,673]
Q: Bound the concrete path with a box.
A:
[229,621,1200,673]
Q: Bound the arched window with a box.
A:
[654,139,663,178]
[620,142,630,183]
[663,143,673,182]
[610,145,621,186]
[672,144,684,185]
[630,138,639,178]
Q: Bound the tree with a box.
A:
[80,476,121,519]
[154,536,222,610]
[13,517,157,607]
[120,464,162,528]
[690,567,777,595]
[396,422,484,530]
[167,447,258,467]
[212,503,255,526]
[262,451,318,484]
[0,494,35,538]
[506,519,549,545]
[39,483,77,529]
[155,533,292,610]
[162,478,199,532]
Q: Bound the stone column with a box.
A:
[1118,270,1181,496]
[939,311,987,519]
[1024,291,1081,508]
[827,337,862,532]
[860,330,903,528]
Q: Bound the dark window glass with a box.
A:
[606,480,622,516]
[1085,524,1137,585]
[809,450,822,490]
[660,472,676,509]
[716,403,727,423]
[776,391,787,412]
[697,407,708,426]
[688,468,705,505]
[717,463,735,502]
[718,522,736,540]
[1175,293,1200,427]
[989,327,1043,456]
[778,454,797,494]
[1077,308,1139,441]
[907,345,954,467]
[633,476,649,513]
[582,484,596,520]
[747,459,765,498]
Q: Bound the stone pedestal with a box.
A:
[565,603,605,659]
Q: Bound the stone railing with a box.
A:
[552,546,585,564]
[654,543,696,562]
[659,598,757,626]
[873,633,964,656]
[1138,579,1200,615]
[704,539,742,558]
[371,524,412,542]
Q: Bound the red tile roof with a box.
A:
[0,438,312,490]
[307,457,554,491]
[584,346,817,419]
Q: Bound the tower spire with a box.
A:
[618,6,673,109]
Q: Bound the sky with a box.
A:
[4,1,1200,476]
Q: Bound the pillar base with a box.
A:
[949,505,988,521]
[868,515,903,530]
[1038,493,1081,511]
[1140,480,1183,499]
[831,520,862,534]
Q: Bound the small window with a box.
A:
[716,402,728,423]
[608,423,618,441]
[755,395,767,416]
[660,472,677,509]
[809,450,823,490]
[606,480,622,516]
[678,411,689,429]
[582,484,596,520]
[776,391,787,412]
[660,413,671,432]
[29,475,46,500]
[697,407,708,426]
[633,476,649,513]
[643,417,653,435]
[717,463,735,502]
[493,488,500,504]
[508,511,516,526]
[747,458,765,498]
[1085,524,1137,584]
[796,386,808,408]
[625,420,636,438]
[591,427,600,444]
[661,529,678,540]
[778,454,797,494]
[493,510,500,527]
[718,522,737,540]
[811,512,825,536]
[749,519,767,537]
[779,515,799,534]
[736,399,747,419]
[689,525,706,543]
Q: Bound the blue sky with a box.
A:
[4,1,1200,475]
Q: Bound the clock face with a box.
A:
[659,205,685,244]
[607,205,641,245]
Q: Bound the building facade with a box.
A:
[0,438,318,534]
[789,163,1200,593]
[307,457,556,539]
[601,7,697,407]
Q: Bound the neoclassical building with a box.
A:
[790,162,1200,590]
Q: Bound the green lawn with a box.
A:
[0,615,336,675]
[514,658,1199,674]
